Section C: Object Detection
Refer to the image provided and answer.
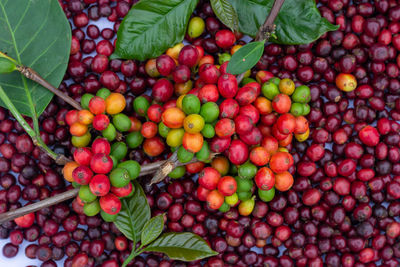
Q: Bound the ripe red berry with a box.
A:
[91,138,111,155]
[111,182,133,198]
[359,125,380,146]
[217,176,237,196]
[90,153,113,174]
[89,174,111,196]
[255,167,275,191]
[73,147,93,166]
[65,110,79,126]
[215,30,236,49]
[198,167,221,190]
[92,114,110,131]
[72,165,93,185]
[14,213,35,228]
[88,96,106,115]
[100,194,121,215]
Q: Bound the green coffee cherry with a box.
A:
[81,93,94,109]
[218,202,230,213]
[71,132,91,147]
[79,185,97,203]
[168,166,186,179]
[219,53,231,64]
[158,122,170,138]
[236,177,254,192]
[133,96,150,117]
[182,94,201,115]
[111,142,128,161]
[195,141,210,163]
[258,187,275,202]
[96,88,111,99]
[238,161,258,179]
[84,200,101,216]
[113,113,131,132]
[262,81,279,100]
[101,210,118,222]
[109,167,130,188]
[200,102,219,123]
[201,124,215,138]
[188,16,205,38]
[102,124,117,141]
[126,131,143,148]
[118,160,141,180]
[225,193,239,206]
[177,146,194,163]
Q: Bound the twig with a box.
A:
[236,0,285,84]
[0,156,211,224]
[150,151,179,185]
[16,65,82,111]
[150,152,219,185]
[0,188,79,225]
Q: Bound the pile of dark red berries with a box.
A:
[1,0,400,266]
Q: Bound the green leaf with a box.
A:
[141,215,164,246]
[0,0,71,117]
[145,232,218,261]
[226,41,265,75]
[210,0,238,32]
[229,0,339,44]
[113,0,198,60]
[114,181,151,242]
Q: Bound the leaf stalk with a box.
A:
[236,0,285,84]
[0,85,59,161]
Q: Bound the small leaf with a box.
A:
[210,0,238,32]
[113,0,199,60]
[229,0,339,44]
[141,215,164,246]
[226,41,265,75]
[114,181,151,242]
[145,232,218,261]
[0,0,71,117]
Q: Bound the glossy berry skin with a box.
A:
[359,126,380,146]
[228,140,249,165]
[91,138,111,155]
[90,153,113,174]
[198,167,221,190]
[156,54,176,76]
[89,174,110,196]
[92,114,110,131]
[73,147,92,166]
[100,194,121,215]
[72,166,93,185]
[178,45,199,67]
[14,213,35,228]
[255,167,275,191]
[217,176,237,196]
[215,30,236,49]
[218,74,238,98]
[152,78,174,103]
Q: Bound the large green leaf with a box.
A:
[114,181,151,242]
[0,0,71,117]
[226,41,265,75]
[113,0,198,60]
[145,232,218,261]
[210,0,238,32]
[229,0,339,44]
[141,215,164,246]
